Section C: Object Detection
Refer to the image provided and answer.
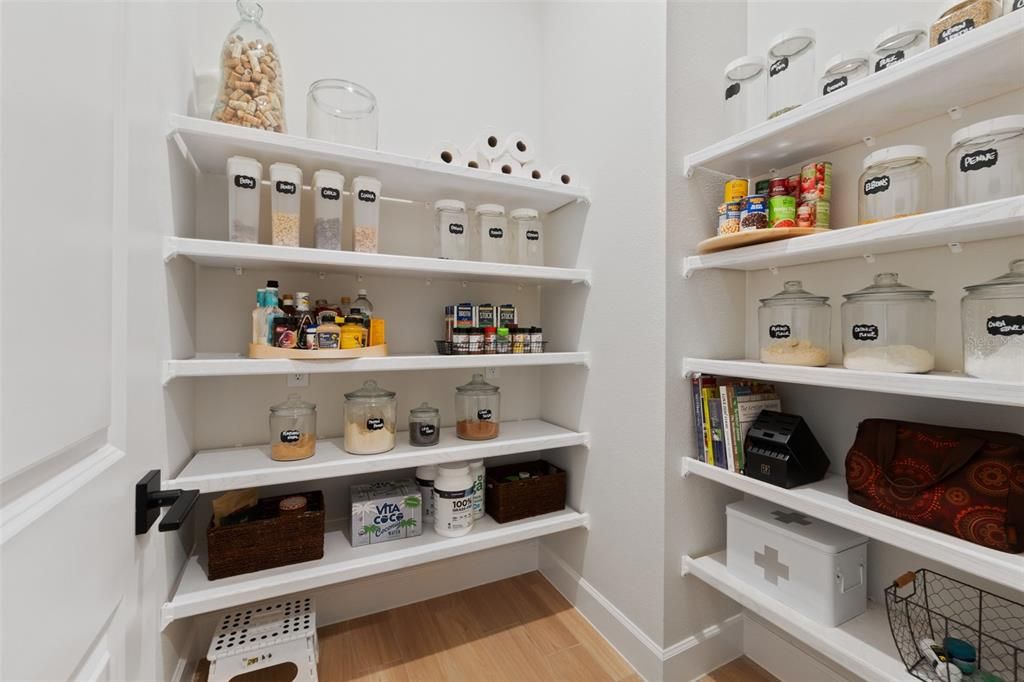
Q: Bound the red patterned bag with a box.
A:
[846,419,1024,553]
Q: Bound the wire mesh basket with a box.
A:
[885,569,1024,682]
[435,339,547,355]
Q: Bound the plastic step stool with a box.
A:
[206,597,318,682]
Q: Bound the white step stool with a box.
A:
[206,597,319,682]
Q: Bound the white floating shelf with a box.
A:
[167,420,588,494]
[683,358,1024,407]
[682,458,1024,593]
[682,12,1024,178]
[165,237,591,287]
[170,114,589,213]
[683,551,905,682]
[162,508,589,628]
[165,351,589,383]
[683,197,1024,277]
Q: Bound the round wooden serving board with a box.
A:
[696,228,830,254]
[248,344,388,359]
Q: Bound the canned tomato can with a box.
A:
[754,179,771,195]
[740,195,769,231]
[787,174,801,197]
[768,177,789,197]
[724,179,749,203]
[800,161,832,202]
[768,195,797,228]
[797,199,830,228]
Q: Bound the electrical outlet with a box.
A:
[288,373,309,387]
[485,367,499,380]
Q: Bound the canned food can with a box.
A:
[797,199,830,229]
[787,174,801,198]
[719,201,742,235]
[768,178,789,197]
[740,195,769,231]
[754,179,771,195]
[768,195,797,228]
[724,179,749,203]
[800,161,832,202]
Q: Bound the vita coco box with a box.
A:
[350,479,423,547]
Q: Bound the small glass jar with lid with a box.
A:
[931,0,1002,46]
[946,115,1024,208]
[766,28,816,120]
[343,380,396,454]
[819,52,869,97]
[758,281,831,367]
[872,24,928,72]
[269,394,316,461]
[409,402,441,447]
[961,259,1024,382]
[841,273,936,373]
[510,208,543,266]
[723,55,766,136]
[475,204,508,264]
[455,374,500,441]
[435,199,468,260]
[858,146,931,224]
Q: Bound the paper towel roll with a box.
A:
[549,164,579,186]
[473,127,505,161]
[504,132,536,164]
[459,149,488,171]
[493,153,522,177]
[522,162,544,181]
[429,140,462,166]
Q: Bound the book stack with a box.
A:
[690,374,780,473]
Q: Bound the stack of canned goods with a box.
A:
[715,162,832,237]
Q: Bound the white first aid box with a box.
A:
[726,497,868,626]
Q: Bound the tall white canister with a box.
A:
[475,204,509,264]
[227,156,262,243]
[723,55,765,135]
[766,28,816,119]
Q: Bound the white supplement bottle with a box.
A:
[433,462,475,537]
[468,460,485,520]
[415,464,437,522]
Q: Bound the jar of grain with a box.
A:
[352,176,382,253]
[758,281,831,367]
[930,0,1002,46]
[343,380,396,455]
[270,162,301,246]
[313,169,344,250]
[455,374,500,440]
[269,394,316,461]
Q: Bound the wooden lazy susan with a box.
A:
[696,228,830,254]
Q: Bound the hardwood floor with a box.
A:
[698,657,779,682]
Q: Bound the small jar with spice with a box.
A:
[409,402,441,447]
[455,374,500,440]
[269,394,316,461]
[344,380,397,454]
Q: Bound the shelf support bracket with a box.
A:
[863,254,876,264]
[769,266,779,276]
[947,106,964,120]
[948,242,963,254]
[862,136,875,148]
[234,266,244,276]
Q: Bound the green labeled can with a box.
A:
[768,195,797,228]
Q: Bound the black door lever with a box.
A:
[135,470,200,535]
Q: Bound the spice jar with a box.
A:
[455,374,500,440]
[766,28,816,120]
[819,52,869,97]
[872,24,928,72]
[227,156,262,243]
[475,204,509,264]
[269,394,316,461]
[409,402,441,447]
[758,281,831,367]
[858,146,931,224]
[946,115,1024,208]
[313,170,344,250]
[931,0,1002,46]
[211,1,286,132]
[510,208,544,266]
[723,55,766,135]
[961,259,1024,382]
[269,163,301,246]
[435,199,468,260]
[344,380,397,454]
[841,273,936,373]
[352,176,382,253]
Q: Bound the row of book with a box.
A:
[690,374,780,473]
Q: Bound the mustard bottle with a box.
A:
[340,315,368,349]
[317,316,342,350]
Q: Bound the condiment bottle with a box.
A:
[317,315,342,350]
[252,288,266,345]
[295,292,316,349]
[483,326,497,354]
[340,315,367,349]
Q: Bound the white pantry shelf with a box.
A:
[164,351,589,383]
[683,197,1024,277]
[682,551,905,682]
[167,420,588,494]
[682,11,1024,178]
[681,458,1024,593]
[170,114,589,213]
[165,237,591,287]
[161,508,589,628]
[683,358,1024,407]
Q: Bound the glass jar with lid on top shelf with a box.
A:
[930,0,1002,46]
[758,281,831,367]
[872,24,928,72]
[819,52,869,97]
[841,273,936,374]
[962,259,1024,382]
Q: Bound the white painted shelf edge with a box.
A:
[681,458,1024,592]
[165,237,591,286]
[682,196,1024,276]
[161,508,589,628]
[682,551,906,682]
[682,358,1024,407]
[167,420,589,494]
[164,351,590,383]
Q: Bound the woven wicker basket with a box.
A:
[485,460,566,524]
[206,491,325,580]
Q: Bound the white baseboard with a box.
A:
[743,613,852,682]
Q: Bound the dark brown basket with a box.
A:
[485,460,566,524]
[206,491,325,580]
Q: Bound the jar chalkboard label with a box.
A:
[488,227,504,239]
[769,324,792,339]
[875,51,904,71]
[234,174,257,190]
[477,409,493,421]
[320,187,341,200]
[280,429,301,443]
[987,315,1024,336]
[1014,0,1024,11]
[852,324,880,341]
[863,175,890,195]
[358,189,377,202]
[960,148,998,173]
[526,230,540,241]
[938,18,974,43]
[822,76,848,95]
[366,417,385,430]
[769,57,789,77]
[724,82,741,100]
[448,222,464,235]
[275,180,297,194]
[418,424,436,437]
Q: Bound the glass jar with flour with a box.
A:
[841,273,936,373]
[758,281,831,366]
[962,259,1024,382]
[343,380,396,454]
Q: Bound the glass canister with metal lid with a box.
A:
[269,394,316,461]
[962,259,1024,382]
[455,373,500,441]
[409,402,441,447]
[841,273,936,373]
[758,281,831,367]
[946,115,1024,208]
[343,380,396,454]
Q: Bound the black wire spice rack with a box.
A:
[435,340,548,356]
[885,569,1024,682]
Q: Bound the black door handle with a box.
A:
[135,470,200,535]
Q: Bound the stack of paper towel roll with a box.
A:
[426,129,579,186]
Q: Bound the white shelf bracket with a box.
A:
[425,278,432,287]
[767,168,778,177]
[681,555,691,577]
[162,241,178,264]
[160,604,174,632]
[234,266,244,276]
[948,242,963,254]
[357,274,364,283]
[516,284,523,292]
[863,136,876,148]
[319,271,327,280]
[461,280,468,288]
[769,266,779,276]
[684,165,695,179]
[947,106,964,120]
[863,254,876,264]
[581,433,592,449]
